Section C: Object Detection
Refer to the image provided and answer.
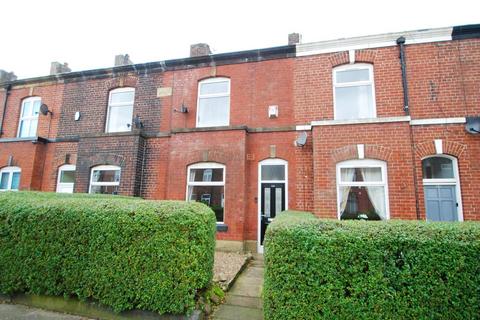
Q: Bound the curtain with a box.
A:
[339,168,355,215]
[360,168,386,220]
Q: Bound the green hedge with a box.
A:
[0,192,216,314]
[264,211,480,320]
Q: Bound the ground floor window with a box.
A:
[89,165,121,194]
[337,159,389,220]
[57,164,76,193]
[187,162,225,223]
[0,166,21,191]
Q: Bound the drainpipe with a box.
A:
[397,36,421,220]
[0,84,12,137]
[397,36,410,115]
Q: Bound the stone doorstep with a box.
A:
[211,304,263,320]
[3,294,204,320]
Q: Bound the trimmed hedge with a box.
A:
[264,211,480,320]
[0,192,216,314]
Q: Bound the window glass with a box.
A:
[60,170,75,183]
[198,96,229,127]
[106,88,134,133]
[0,167,21,191]
[11,172,20,190]
[422,157,454,179]
[261,165,285,181]
[200,81,229,95]
[90,185,119,194]
[197,78,230,127]
[110,91,135,104]
[334,65,375,121]
[338,161,387,220]
[336,68,370,83]
[189,168,223,182]
[18,97,41,138]
[187,164,225,223]
[0,172,8,189]
[188,185,224,222]
[335,85,374,120]
[341,167,382,182]
[92,169,120,183]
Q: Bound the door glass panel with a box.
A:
[422,157,454,179]
[275,187,282,217]
[90,185,119,195]
[264,188,271,217]
[261,165,285,181]
[92,169,120,183]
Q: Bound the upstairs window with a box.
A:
[333,64,375,120]
[0,166,21,191]
[197,78,230,127]
[18,97,41,138]
[89,165,121,194]
[106,88,135,133]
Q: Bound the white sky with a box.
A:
[1,0,478,79]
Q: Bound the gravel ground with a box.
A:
[213,252,251,290]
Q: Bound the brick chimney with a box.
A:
[288,33,302,45]
[50,62,71,75]
[190,43,211,57]
[0,70,17,83]
[114,54,133,67]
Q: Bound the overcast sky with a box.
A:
[1,0,478,79]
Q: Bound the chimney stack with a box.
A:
[0,70,17,83]
[190,43,211,57]
[114,54,133,67]
[50,62,71,75]
[288,33,302,45]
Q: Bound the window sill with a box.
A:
[216,223,228,232]
[311,116,411,127]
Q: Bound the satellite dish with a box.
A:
[465,116,480,134]
[40,104,52,116]
[295,131,308,147]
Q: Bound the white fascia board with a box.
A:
[410,117,466,126]
[311,116,411,127]
[296,27,453,57]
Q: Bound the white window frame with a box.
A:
[89,165,121,194]
[56,164,76,193]
[105,87,135,133]
[196,77,231,128]
[0,166,21,191]
[333,63,376,120]
[257,158,288,253]
[336,159,389,220]
[17,97,41,138]
[186,162,226,224]
[421,155,463,221]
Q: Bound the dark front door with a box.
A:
[260,183,285,245]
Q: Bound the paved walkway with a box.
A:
[0,303,88,320]
[212,256,264,320]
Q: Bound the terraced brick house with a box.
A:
[0,24,479,252]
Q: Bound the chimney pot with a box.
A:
[50,62,71,75]
[190,43,211,57]
[288,33,302,45]
[0,70,17,83]
[114,54,133,67]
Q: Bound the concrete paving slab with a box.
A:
[212,304,263,320]
[224,295,263,309]
[0,303,88,320]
